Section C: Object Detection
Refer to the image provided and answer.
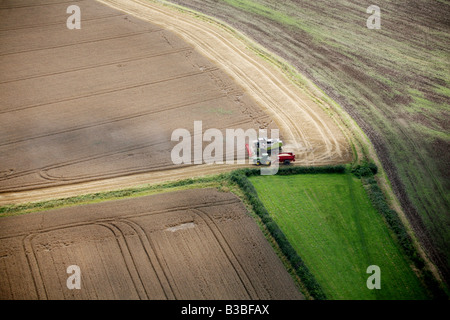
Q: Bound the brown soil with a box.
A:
[0,0,352,202]
[0,188,304,300]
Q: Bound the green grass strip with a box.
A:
[249,172,429,299]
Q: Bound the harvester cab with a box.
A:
[254,138,283,154]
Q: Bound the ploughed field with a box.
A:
[0,188,303,299]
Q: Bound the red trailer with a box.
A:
[278,152,295,165]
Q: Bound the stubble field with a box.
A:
[0,0,351,197]
[0,0,272,192]
[0,188,303,299]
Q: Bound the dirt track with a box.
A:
[0,188,303,299]
[0,0,351,204]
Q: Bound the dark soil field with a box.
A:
[167,0,450,283]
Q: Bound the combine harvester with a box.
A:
[246,138,295,166]
[254,137,283,154]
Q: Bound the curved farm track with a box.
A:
[0,0,352,205]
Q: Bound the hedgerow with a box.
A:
[362,176,446,299]
[351,161,378,178]
[229,169,327,300]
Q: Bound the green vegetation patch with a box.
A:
[248,172,430,299]
[0,175,230,217]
